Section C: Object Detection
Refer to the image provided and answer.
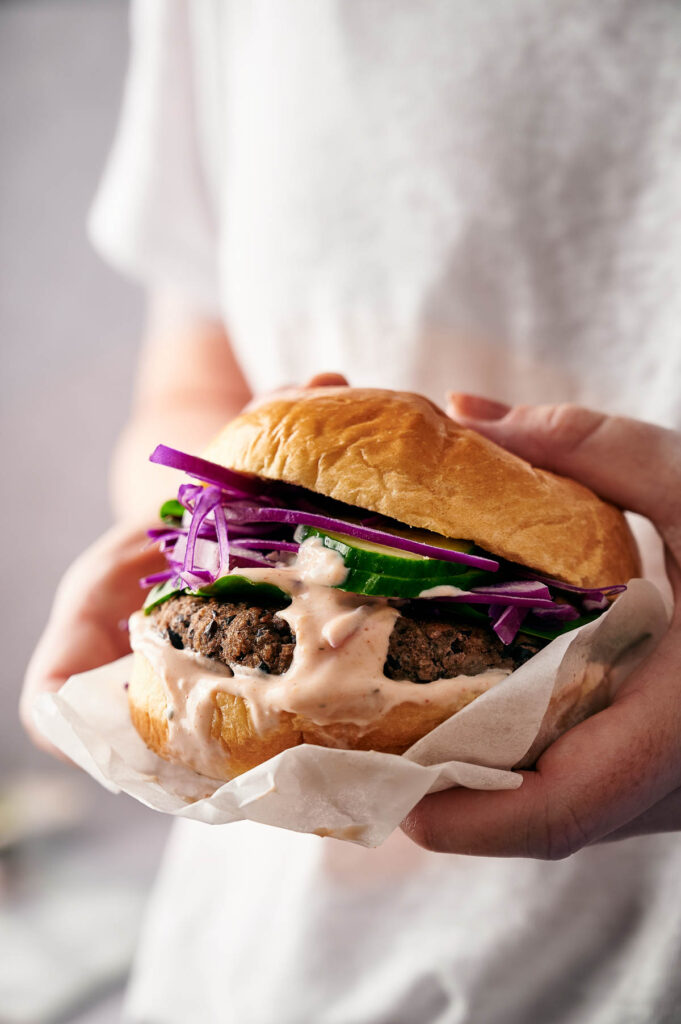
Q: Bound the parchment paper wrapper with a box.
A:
[34,580,668,847]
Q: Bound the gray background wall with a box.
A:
[1,0,143,775]
[1,5,171,1020]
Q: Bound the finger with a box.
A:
[20,615,124,761]
[305,372,349,388]
[20,523,163,752]
[403,630,681,858]
[448,394,681,545]
[595,786,681,843]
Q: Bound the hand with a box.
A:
[20,523,166,759]
[402,397,681,858]
[305,373,348,387]
[21,372,349,761]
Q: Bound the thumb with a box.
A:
[448,393,681,537]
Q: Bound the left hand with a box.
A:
[402,396,681,858]
[21,371,350,762]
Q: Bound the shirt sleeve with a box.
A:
[88,0,221,314]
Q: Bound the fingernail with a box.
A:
[447,393,512,421]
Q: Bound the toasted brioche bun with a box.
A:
[203,387,640,588]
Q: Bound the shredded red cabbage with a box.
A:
[139,569,176,588]
[182,488,223,579]
[234,539,300,553]
[214,504,231,575]
[177,482,205,509]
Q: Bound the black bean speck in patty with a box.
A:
[166,627,185,651]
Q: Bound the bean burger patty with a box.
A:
[149,595,541,684]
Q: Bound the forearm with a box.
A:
[110,294,251,522]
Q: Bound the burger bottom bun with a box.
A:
[128,651,497,781]
[129,650,611,781]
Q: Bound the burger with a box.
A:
[127,387,640,781]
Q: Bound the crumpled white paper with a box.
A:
[34,580,668,847]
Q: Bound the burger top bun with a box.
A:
[202,387,640,589]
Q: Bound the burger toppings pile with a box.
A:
[141,444,627,672]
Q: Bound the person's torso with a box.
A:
[128,4,681,1021]
[190,0,681,427]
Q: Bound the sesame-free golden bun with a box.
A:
[203,386,640,588]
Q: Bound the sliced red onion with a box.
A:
[525,570,626,598]
[150,444,270,499]
[530,604,581,622]
[470,581,552,601]
[224,506,500,571]
[431,593,557,608]
[490,605,528,644]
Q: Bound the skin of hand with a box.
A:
[402,394,681,858]
[21,296,250,756]
[20,301,348,761]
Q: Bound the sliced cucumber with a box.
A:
[335,567,483,599]
[297,526,487,581]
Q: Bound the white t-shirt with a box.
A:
[91,2,681,1022]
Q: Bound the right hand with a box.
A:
[403,399,681,857]
[20,522,165,758]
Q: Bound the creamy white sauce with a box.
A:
[130,538,510,769]
[321,605,373,648]
[130,622,237,778]
[418,583,466,598]
[293,536,349,585]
